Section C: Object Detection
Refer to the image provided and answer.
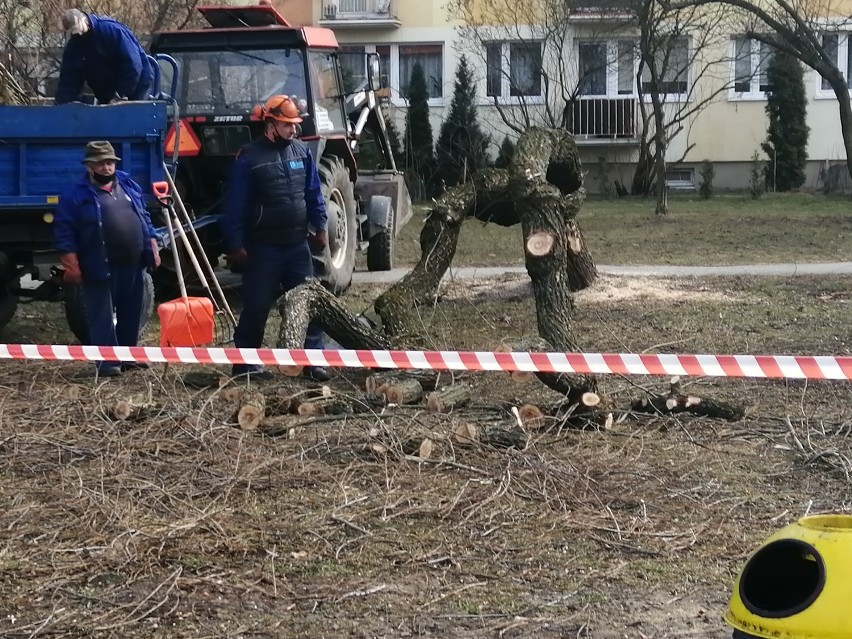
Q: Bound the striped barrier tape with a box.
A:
[0,344,851,380]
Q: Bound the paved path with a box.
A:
[352,262,852,284]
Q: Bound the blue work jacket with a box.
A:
[55,14,154,104]
[55,171,158,281]
[221,137,327,253]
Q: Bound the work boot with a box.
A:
[303,366,331,382]
[96,363,122,378]
[121,361,150,372]
[232,364,275,381]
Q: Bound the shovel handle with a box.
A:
[152,181,173,205]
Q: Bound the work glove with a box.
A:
[308,229,328,251]
[228,248,248,267]
[60,253,82,285]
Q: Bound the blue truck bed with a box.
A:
[0,101,167,210]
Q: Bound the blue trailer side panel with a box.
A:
[0,102,167,209]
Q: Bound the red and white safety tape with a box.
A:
[0,344,850,380]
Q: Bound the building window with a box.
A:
[579,42,607,95]
[339,45,367,92]
[733,37,772,97]
[485,41,543,99]
[577,40,637,97]
[820,33,852,91]
[399,44,443,99]
[665,167,695,190]
[339,45,390,93]
[641,36,689,96]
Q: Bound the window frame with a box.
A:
[576,38,639,98]
[665,167,695,190]
[730,36,772,101]
[337,42,444,107]
[816,31,852,98]
[482,40,545,105]
[639,36,690,100]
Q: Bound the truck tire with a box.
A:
[64,272,155,344]
[0,287,18,334]
[317,156,357,295]
[366,196,395,272]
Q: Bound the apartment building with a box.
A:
[280,0,852,191]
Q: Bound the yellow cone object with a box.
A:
[725,514,852,639]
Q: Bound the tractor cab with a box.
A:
[150,3,349,214]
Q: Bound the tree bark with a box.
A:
[278,279,392,350]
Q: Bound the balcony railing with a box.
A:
[568,0,633,20]
[568,98,638,142]
[320,0,401,28]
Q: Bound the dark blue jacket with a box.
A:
[55,14,154,104]
[222,137,327,252]
[55,171,158,281]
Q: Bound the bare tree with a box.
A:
[449,0,739,212]
[633,0,734,213]
[666,0,852,182]
[0,0,202,98]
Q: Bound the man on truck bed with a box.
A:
[55,141,161,377]
[222,95,331,382]
[55,9,154,105]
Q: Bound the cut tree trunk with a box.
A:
[384,378,424,405]
[631,393,744,422]
[427,384,472,413]
[234,391,266,430]
[278,279,392,350]
[109,393,154,421]
[278,127,597,401]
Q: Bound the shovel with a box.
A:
[152,181,215,348]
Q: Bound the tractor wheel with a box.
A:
[64,271,155,344]
[0,286,18,334]
[317,156,357,295]
[366,196,395,272]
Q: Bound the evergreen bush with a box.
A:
[761,49,809,191]
[435,56,490,189]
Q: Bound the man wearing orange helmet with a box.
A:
[222,95,330,381]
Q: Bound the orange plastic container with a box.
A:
[158,297,215,347]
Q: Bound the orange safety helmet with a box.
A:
[253,95,303,124]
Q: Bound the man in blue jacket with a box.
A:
[222,95,330,382]
[55,9,154,105]
[55,141,161,377]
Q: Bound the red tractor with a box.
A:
[149,2,410,293]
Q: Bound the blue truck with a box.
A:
[0,101,169,338]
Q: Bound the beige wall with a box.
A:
[275,0,314,26]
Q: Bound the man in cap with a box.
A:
[54,141,161,377]
[221,95,331,382]
[55,9,154,105]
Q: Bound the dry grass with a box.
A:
[2,274,852,638]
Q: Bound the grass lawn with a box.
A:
[389,192,852,267]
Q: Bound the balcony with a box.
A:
[319,0,401,29]
[568,98,639,144]
[568,0,633,21]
